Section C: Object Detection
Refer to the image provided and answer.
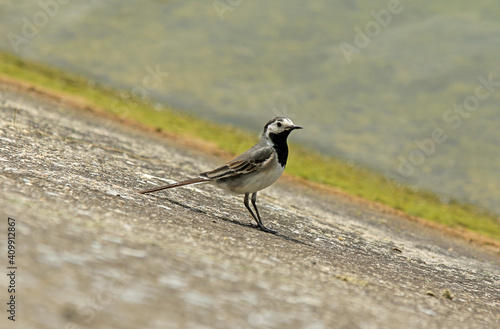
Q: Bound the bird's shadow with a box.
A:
[147,195,312,247]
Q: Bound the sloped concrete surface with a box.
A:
[0,84,499,329]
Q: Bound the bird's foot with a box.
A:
[258,223,277,234]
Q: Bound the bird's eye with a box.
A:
[277,122,282,128]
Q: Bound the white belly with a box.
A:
[215,163,285,194]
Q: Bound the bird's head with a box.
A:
[263,117,302,142]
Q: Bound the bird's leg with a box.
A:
[250,192,277,234]
[250,192,264,227]
[244,193,259,227]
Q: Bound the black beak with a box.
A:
[292,125,303,130]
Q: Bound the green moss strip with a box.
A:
[1,52,499,241]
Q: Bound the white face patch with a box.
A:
[265,118,296,135]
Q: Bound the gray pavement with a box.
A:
[0,83,499,329]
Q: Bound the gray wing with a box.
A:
[200,146,274,180]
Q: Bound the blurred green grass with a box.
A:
[1,52,499,241]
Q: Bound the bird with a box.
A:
[138,117,302,233]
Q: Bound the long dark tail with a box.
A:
[138,177,208,194]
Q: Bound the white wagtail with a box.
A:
[138,117,302,233]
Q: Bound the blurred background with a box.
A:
[1,0,499,215]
